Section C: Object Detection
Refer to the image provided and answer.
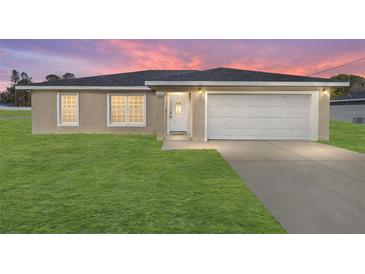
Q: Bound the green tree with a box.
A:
[46,74,61,82]
[19,72,32,84]
[330,74,365,97]
[62,72,75,79]
[10,69,20,85]
[0,70,32,106]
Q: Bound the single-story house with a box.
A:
[330,92,365,123]
[16,68,349,141]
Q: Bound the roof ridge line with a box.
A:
[197,67,335,81]
[154,69,203,80]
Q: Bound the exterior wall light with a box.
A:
[198,88,203,94]
[155,91,165,97]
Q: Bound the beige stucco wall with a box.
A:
[158,86,330,141]
[32,86,330,141]
[318,88,330,140]
[32,90,164,139]
[191,91,206,141]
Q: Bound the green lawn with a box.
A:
[320,120,365,154]
[0,110,284,233]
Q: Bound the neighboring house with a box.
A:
[330,91,365,123]
[16,68,349,141]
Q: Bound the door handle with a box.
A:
[169,111,172,119]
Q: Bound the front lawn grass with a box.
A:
[320,121,365,154]
[0,110,285,233]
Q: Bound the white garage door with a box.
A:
[207,94,312,140]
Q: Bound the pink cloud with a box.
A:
[98,40,204,73]
[97,40,365,78]
[227,48,365,77]
[1,39,365,91]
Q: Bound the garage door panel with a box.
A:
[207,94,312,140]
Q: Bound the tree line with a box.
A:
[0,70,75,107]
[330,74,365,97]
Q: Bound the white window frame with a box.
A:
[107,93,146,127]
[57,92,80,127]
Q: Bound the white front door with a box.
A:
[168,93,188,133]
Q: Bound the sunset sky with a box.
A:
[1,39,365,90]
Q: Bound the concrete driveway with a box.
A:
[209,140,365,233]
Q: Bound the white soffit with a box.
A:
[144,81,350,87]
[15,86,152,90]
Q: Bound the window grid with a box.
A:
[109,95,145,126]
[60,95,77,124]
[128,96,144,123]
[111,96,126,123]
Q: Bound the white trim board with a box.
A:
[203,91,207,142]
[16,81,349,90]
[206,90,320,95]
[16,86,151,90]
[145,81,349,87]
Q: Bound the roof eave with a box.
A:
[330,98,365,103]
[15,81,350,90]
[144,81,350,87]
[15,85,152,91]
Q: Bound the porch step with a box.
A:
[162,140,213,150]
[164,135,191,141]
[169,131,187,135]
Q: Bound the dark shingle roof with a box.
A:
[23,67,342,87]
[27,70,196,87]
[151,68,338,82]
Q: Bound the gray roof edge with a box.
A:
[144,81,350,87]
[15,85,152,90]
[330,98,365,102]
[16,81,350,90]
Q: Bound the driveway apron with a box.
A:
[210,140,365,233]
